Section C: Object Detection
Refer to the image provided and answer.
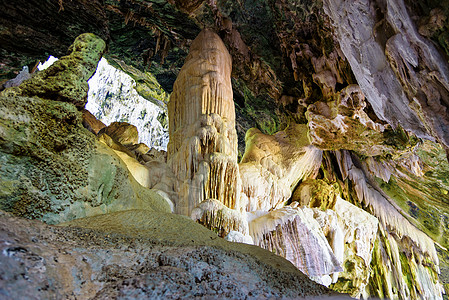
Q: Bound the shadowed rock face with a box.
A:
[323,0,449,148]
[2,0,449,151]
[2,33,106,108]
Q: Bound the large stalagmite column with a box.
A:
[168,28,240,216]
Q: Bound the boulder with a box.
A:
[82,109,106,134]
[101,121,139,146]
[0,210,337,299]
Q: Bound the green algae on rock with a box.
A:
[1,33,106,108]
[0,95,171,223]
[0,33,170,223]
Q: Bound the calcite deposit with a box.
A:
[323,0,449,148]
[167,28,241,216]
[239,125,323,211]
[306,84,417,157]
[0,33,340,299]
[249,206,342,285]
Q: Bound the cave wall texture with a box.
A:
[1,0,449,299]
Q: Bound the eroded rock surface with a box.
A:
[307,84,418,157]
[0,34,170,224]
[323,0,449,148]
[2,33,106,108]
[0,210,337,299]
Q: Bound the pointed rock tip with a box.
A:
[189,28,231,60]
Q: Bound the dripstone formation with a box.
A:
[167,28,242,217]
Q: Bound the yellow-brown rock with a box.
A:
[292,178,339,210]
[82,109,106,134]
[306,85,416,157]
[167,29,241,215]
[101,121,139,146]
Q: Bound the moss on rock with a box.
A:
[2,33,106,108]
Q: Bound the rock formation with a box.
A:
[0,34,171,224]
[82,109,106,134]
[239,124,323,211]
[167,29,242,220]
[0,210,336,299]
[2,33,106,108]
[323,0,449,147]
[0,32,341,299]
[330,197,379,298]
[306,84,417,157]
[249,206,343,286]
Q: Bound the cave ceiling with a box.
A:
[3,0,449,155]
[2,1,448,150]
[0,0,350,150]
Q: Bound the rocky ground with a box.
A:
[0,210,341,299]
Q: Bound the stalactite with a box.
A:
[335,150,443,298]
[336,150,438,264]
[368,227,444,299]
[329,196,379,298]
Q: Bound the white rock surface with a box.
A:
[87,58,168,150]
[225,230,254,244]
[249,206,342,278]
[322,0,432,140]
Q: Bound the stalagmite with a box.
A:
[191,199,249,238]
[167,29,241,216]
